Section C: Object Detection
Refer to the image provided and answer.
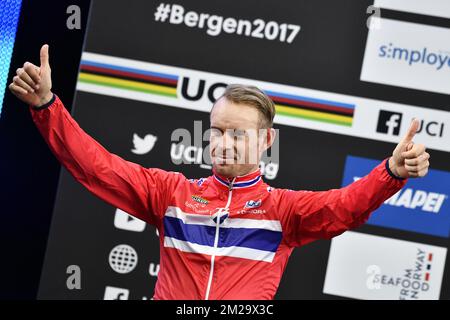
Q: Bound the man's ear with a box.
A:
[260,128,276,152]
[267,128,276,149]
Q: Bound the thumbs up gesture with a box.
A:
[9,44,53,107]
[388,118,430,178]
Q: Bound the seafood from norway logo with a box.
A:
[324,231,447,300]
[369,248,435,299]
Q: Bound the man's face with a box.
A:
[209,97,267,178]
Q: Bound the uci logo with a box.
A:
[180,76,227,103]
[244,200,262,209]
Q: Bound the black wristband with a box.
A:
[31,93,56,110]
[385,157,406,180]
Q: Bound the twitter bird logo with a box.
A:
[131,133,158,155]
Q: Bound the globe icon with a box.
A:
[109,244,138,274]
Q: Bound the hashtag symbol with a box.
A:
[154,3,170,22]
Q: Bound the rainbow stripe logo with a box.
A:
[266,90,354,127]
[79,60,178,98]
[77,57,354,127]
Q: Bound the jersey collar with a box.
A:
[212,167,262,190]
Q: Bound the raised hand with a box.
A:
[388,118,430,178]
[8,44,53,107]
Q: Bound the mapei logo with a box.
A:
[244,199,262,209]
[353,178,448,213]
[342,155,450,238]
[384,188,447,213]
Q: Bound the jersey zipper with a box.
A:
[204,178,235,300]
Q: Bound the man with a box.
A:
[9,45,430,300]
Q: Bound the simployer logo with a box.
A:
[323,231,447,300]
[361,18,450,95]
[342,155,450,238]
[377,110,445,138]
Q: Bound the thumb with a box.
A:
[40,44,50,69]
[399,118,419,146]
[401,141,414,157]
[407,141,414,151]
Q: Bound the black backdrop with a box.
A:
[1,0,448,300]
[0,0,90,299]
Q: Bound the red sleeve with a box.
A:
[277,158,408,247]
[29,94,183,227]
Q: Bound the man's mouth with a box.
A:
[215,156,237,164]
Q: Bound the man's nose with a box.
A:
[215,141,235,159]
[222,131,236,149]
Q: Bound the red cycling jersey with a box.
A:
[30,94,408,299]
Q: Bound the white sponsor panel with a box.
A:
[77,52,450,152]
[361,18,450,95]
[353,101,450,152]
[114,208,146,232]
[103,286,129,300]
[374,0,450,19]
[323,231,447,300]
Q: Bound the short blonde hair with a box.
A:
[215,84,275,128]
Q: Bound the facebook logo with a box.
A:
[377,110,402,136]
[103,286,129,300]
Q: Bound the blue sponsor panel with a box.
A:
[342,155,450,238]
[0,0,23,117]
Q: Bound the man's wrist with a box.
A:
[33,92,55,110]
[387,157,406,180]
